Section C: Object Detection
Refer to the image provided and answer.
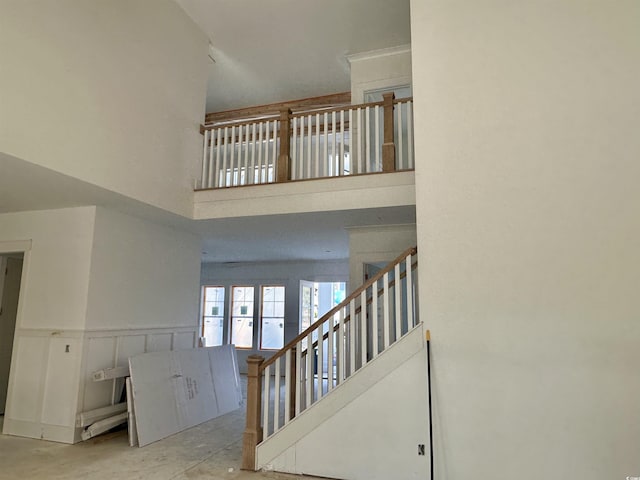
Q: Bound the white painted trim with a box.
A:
[83,325,198,337]
[80,412,127,440]
[346,44,411,64]
[194,171,416,220]
[76,402,127,428]
[0,240,32,253]
[92,366,129,382]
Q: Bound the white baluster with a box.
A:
[407,102,414,170]
[337,308,345,384]
[375,105,380,171]
[237,125,247,185]
[222,127,228,187]
[271,120,277,182]
[274,357,281,433]
[214,128,221,187]
[295,341,301,415]
[360,290,367,368]
[349,108,360,175]
[208,130,215,188]
[229,125,236,185]
[372,280,378,357]
[292,116,297,181]
[201,129,209,189]
[349,299,356,376]
[365,106,371,173]
[315,113,320,179]
[356,107,363,174]
[317,320,323,400]
[264,121,270,183]
[249,123,256,184]
[306,115,312,179]
[339,110,345,175]
[327,314,334,392]
[395,263,402,341]
[284,349,291,424]
[383,272,390,350]
[263,364,270,438]
[397,103,403,172]
[298,116,305,179]
[406,255,413,328]
[306,333,313,408]
[331,112,337,176]
[323,112,328,177]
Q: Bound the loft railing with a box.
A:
[241,246,418,470]
[197,94,414,190]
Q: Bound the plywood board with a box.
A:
[129,345,241,447]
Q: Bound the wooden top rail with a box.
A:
[201,96,414,133]
[259,246,417,371]
[288,100,385,119]
[393,96,413,104]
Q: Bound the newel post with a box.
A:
[276,109,292,183]
[382,92,396,172]
[242,355,264,471]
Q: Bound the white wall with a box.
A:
[79,207,202,422]
[0,0,209,217]
[259,324,429,480]
[85,207,201,331]
[201,259,348,372]
[348,224,416,291]
[411,1,640,479]
[348,45,412,104]
[0,206,203,442]
[0,208,96,331]
[0,207,96,443]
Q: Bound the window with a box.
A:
[202,286,225,346]
[260,285,285,350]
[231,286,254,348]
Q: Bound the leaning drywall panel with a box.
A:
[207,345,242,414]
[129,345,241,447]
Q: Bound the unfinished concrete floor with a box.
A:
[0,377,320,480]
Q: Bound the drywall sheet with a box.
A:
[129,345,242,447]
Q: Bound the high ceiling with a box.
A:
[2,2,414,263]
[174,0,411,112]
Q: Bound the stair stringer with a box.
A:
[257,323,430,480]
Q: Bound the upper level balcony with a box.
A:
[193,92,416,220]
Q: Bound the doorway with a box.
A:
[299,281,346,380]
[0,253,24,419]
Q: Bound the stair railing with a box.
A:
[199,94,414,190]
[242,246,418,470]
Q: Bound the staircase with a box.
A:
[242,246,421,476]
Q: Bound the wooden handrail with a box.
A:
[393,96,413,104]
[260,246,417,371]
[201,97,414,132]
[301,258,418,353]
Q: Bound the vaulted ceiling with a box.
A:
[174,0,411,112]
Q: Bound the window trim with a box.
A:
[201,285,226,346]
[259,284,286,351]
[230,285,255,350]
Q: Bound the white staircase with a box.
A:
[243,247,431,479]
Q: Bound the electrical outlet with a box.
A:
[418,444,425,456]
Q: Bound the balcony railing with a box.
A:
[197,93,413,190]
